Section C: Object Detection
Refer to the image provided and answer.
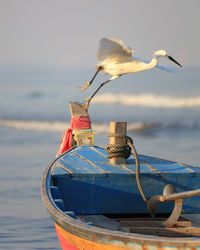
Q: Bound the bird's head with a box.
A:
[154,50,182,67]
[154,50,168,57]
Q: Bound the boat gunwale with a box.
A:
[41,147,200,248]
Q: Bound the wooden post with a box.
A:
[69,102,94,146]
[109,121,127,165]
[69,101,88,118]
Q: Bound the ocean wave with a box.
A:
[0,120,69,132]
[0,119,158,133]
[93,93,200,108]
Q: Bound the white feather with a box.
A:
[97,38,133,63]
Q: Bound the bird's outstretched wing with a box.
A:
[133,56,179,73]
[155,64,179,73]
[97,38,134,63]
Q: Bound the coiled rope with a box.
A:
[106,133,131,159]
[106,133,148,204]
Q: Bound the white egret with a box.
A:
[80,37,182,109]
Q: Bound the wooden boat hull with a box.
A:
[41,146,200,249]
[55,223,128,250]
[54,221,200,250]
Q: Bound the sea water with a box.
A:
[0,66,200,249]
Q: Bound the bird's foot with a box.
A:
[80,81,90,92]
[83,97,92,110]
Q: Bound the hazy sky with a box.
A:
[0,0,199,68]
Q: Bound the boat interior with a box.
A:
[78,213,200,238]
[50,178,200,238]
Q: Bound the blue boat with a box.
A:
[41,145,200,250]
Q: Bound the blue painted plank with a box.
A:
[57,153,105,174]
[126,157,157,174]
[52,165,71,176]
[50,186,61,199]
[139,155,200,173]
[72,146,132,174]
[82,147,155,174]
[74,146,108,160]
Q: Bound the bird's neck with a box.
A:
[147,57,158,70]
[137,57,158,72]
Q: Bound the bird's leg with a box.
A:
[80,66,102,92]
[84,79,111,110]
[83,75,120,110]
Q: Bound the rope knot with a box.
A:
[106,133,132,159]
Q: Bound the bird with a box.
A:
[80,37,182,110]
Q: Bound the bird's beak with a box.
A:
[167,55,182,67]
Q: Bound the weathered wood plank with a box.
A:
[182,214,200,227]
[79,215,120,230]
[121,226,200,237]
[119,220,192,228]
